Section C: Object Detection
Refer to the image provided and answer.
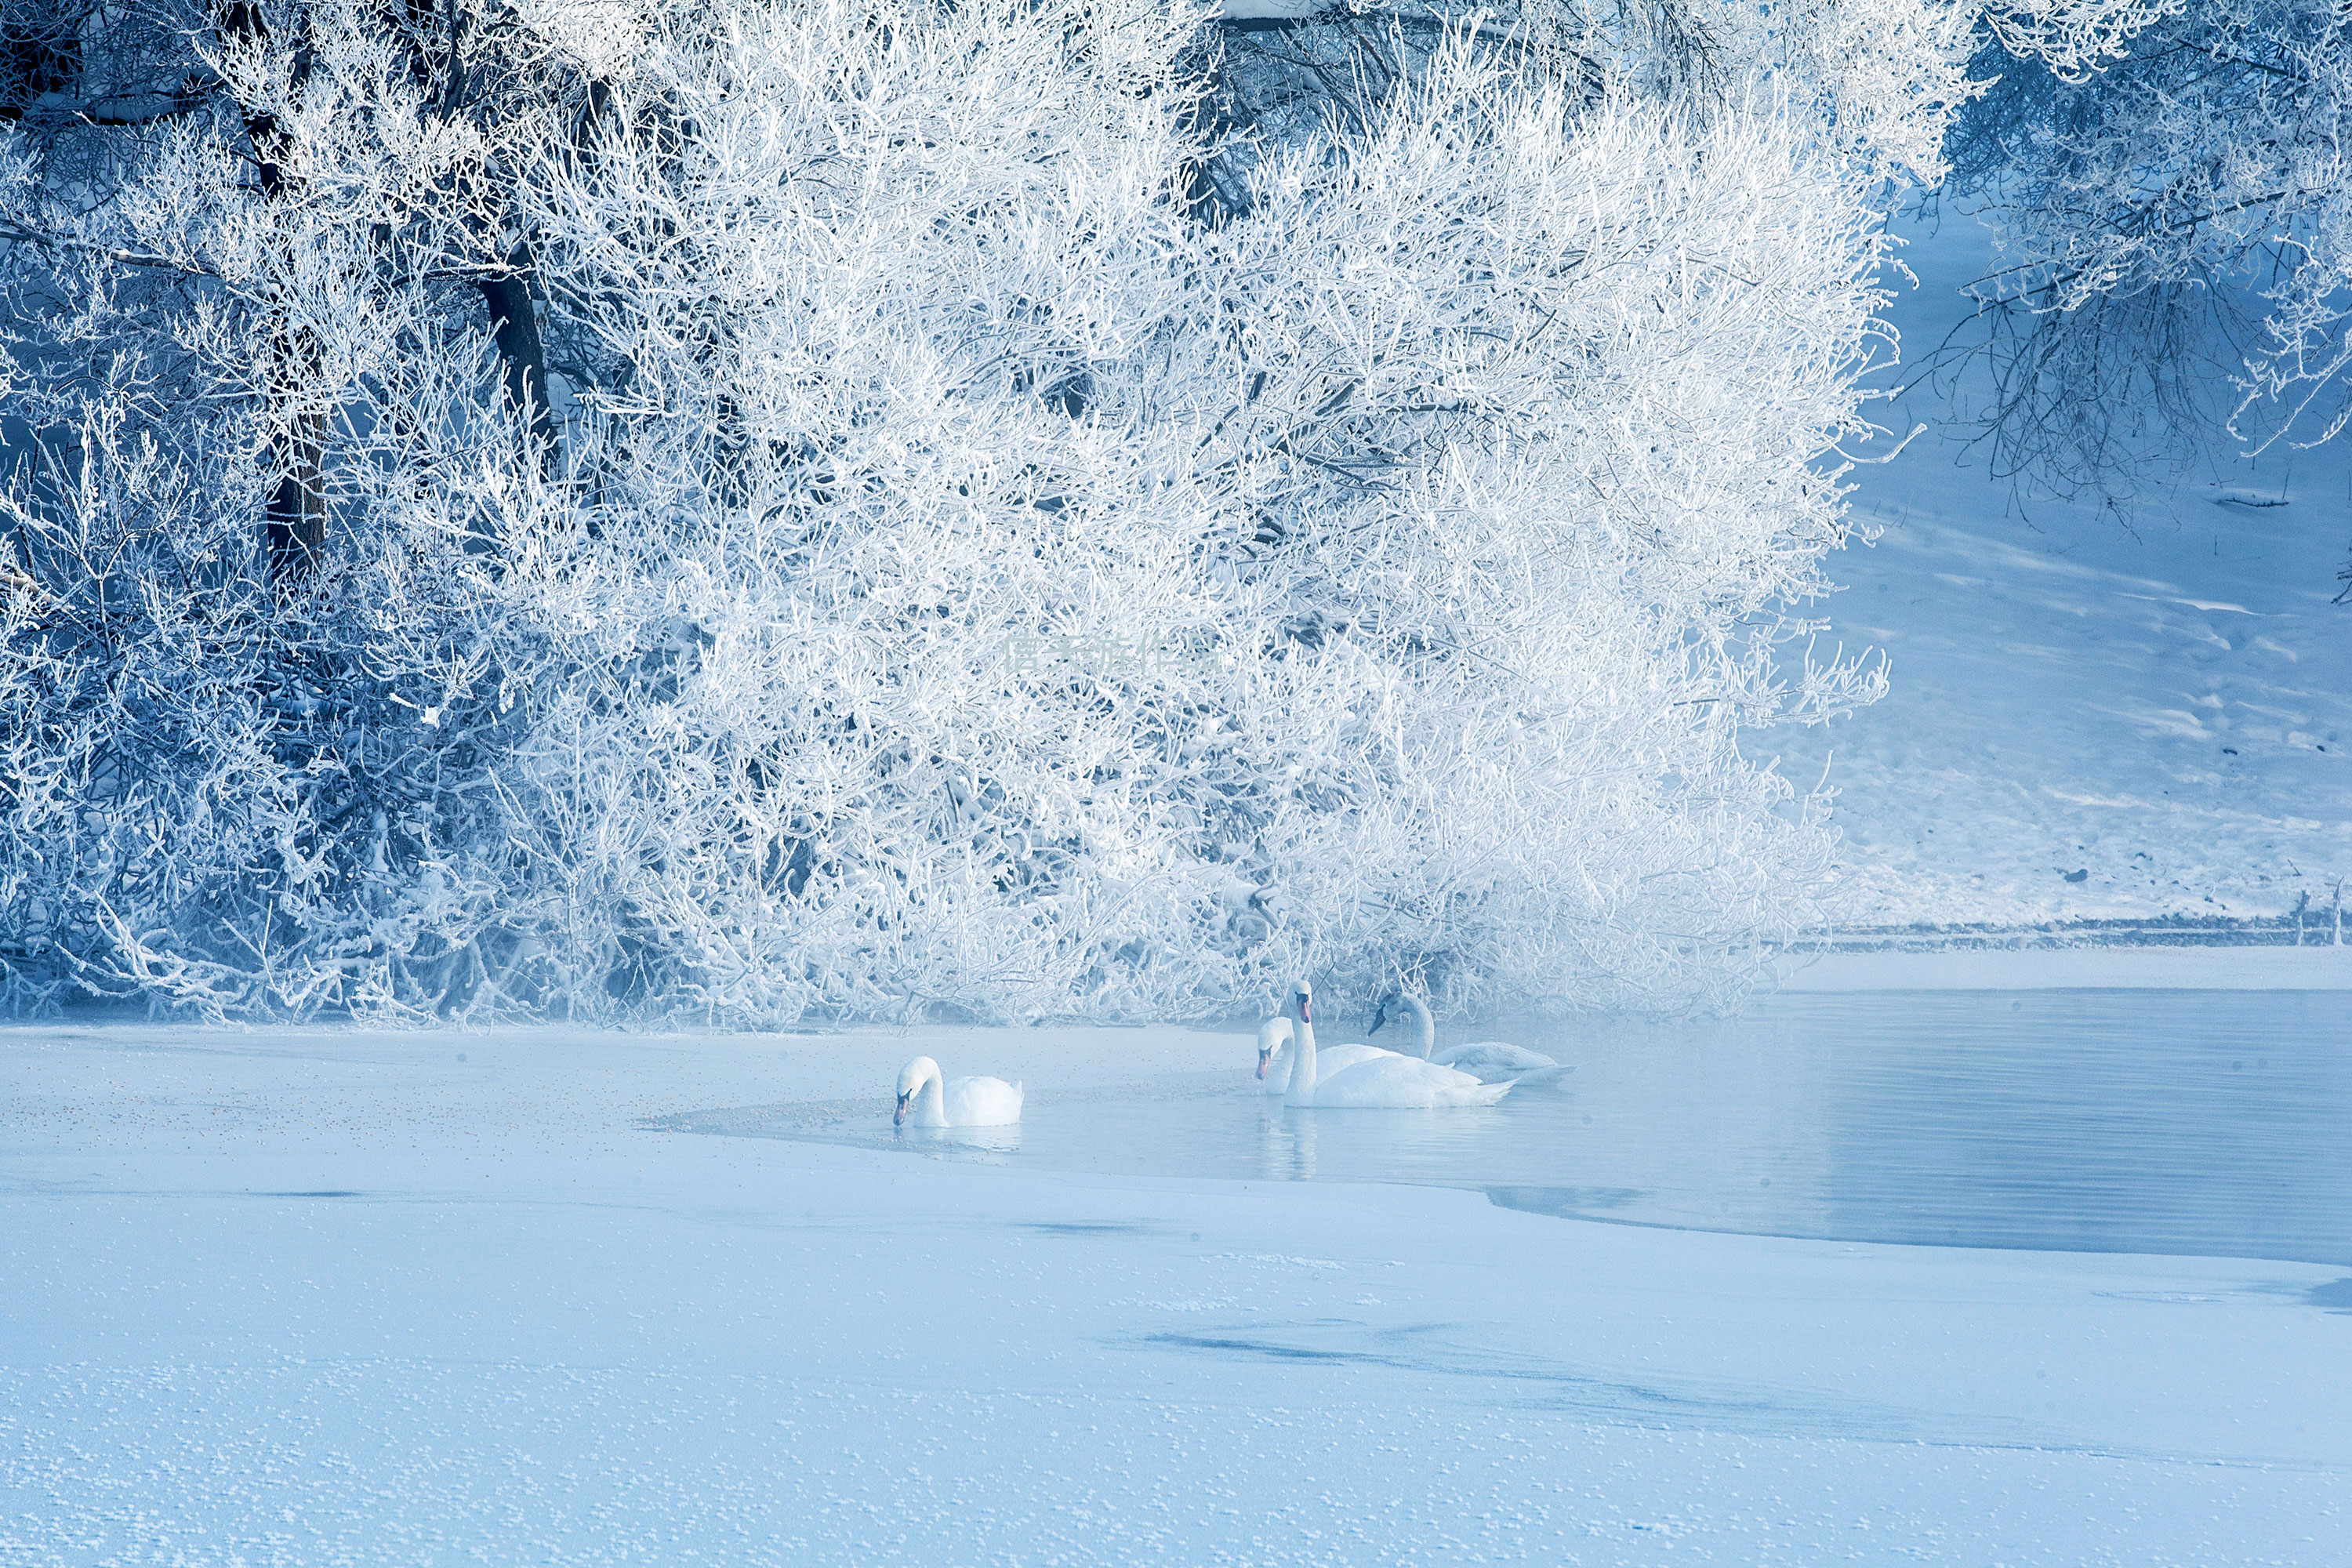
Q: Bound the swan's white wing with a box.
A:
[1310,1055,1511,1109]
[1262,1041,1402,1094]
[945,1075,1024,1126]
[1428,1041,1559,1081]
[1503,1064,1578,1093]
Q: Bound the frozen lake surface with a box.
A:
[659,990,2352,1265]
[5,1000,2347,1565]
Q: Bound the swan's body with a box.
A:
[1370,993,1562,1085]
[1432,1041,1562,1081]
[1279,982,1509,1109]
[895,1056,1023,1127]
[1259,1039,1402,1094]
[1305,1052,1513,1108]
[1494,1063,1580,1093]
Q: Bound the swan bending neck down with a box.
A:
[1369,991,1437,1058]
[1280,982,1511,1109]
[1370,989,1564,1084]
[1255,1014,1295,1082]
[895,1056,1023,1127]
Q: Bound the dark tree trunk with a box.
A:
[220,3,328,582]
[269,405,328,572]
[479,251,557,467]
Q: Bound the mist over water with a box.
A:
[655,991,2352,1266]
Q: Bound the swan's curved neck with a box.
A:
[1402,995,1434,1058]
[917,1065,946,1125]
[1283,1014,1319,1105]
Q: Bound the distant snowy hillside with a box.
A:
[1784,209,2352,931]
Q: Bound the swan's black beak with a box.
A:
[1369,1000,1390,1036]
[1256,1047,1271,1080]
[894,1091,911,1126]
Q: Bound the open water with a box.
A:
[655,989,2352,1265]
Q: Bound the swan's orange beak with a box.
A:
[1256,1047,1271,1080]
[894,1091,911,1126]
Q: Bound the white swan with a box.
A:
[1254,1013,1295,1091]
[1370,992,1565,1085]
[895,1056,1023,1127]
[1256,1004,1406,1094]
[1282,982,1510,1109]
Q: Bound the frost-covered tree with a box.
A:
[499,5,1897,1019]
[0,0,586,1013]
[3,0,1975,1022]
[1218,1,1984,191]
[1939,1,2352,505]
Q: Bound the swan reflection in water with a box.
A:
[1258,1095,1523,1184]
[893,1121,1022,1160]
[1261,1100,1318,1180]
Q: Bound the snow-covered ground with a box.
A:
[5,1022,2345,1565]
[1785,208,2352,931]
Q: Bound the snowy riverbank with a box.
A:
[1783,205,2352,932]
[5,1021,2343,1564]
